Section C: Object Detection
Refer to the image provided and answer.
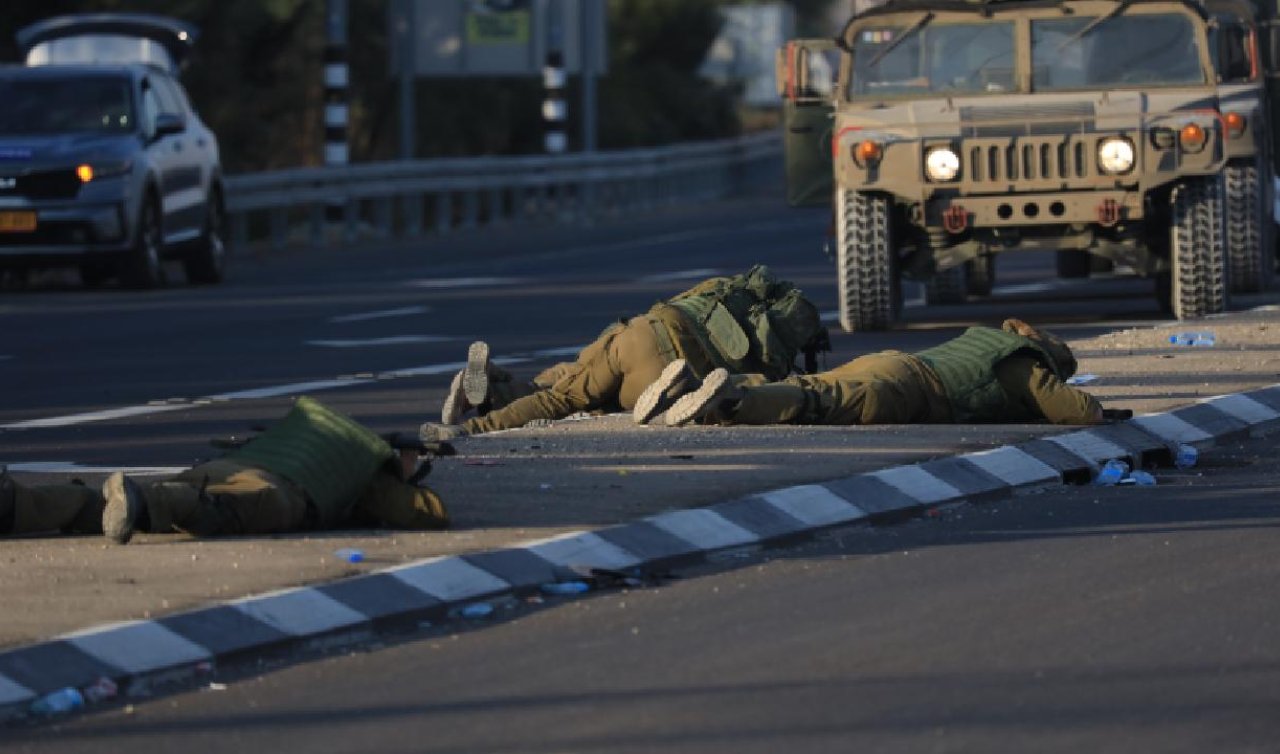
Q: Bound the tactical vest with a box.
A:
[663,265,826,379]
[228,396,396,525]
[915,327,1062,422]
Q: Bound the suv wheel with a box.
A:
[121,199,165,289]
[1055,249,1091,279]
[966,255,995,297]
[184,193,226,285]
[835,188,900,332]
[1224,161,1272,293]
[1168,176,1228,319]
[924,264,967,305]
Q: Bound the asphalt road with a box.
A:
[7,431,1279,753]
[1,193,1195,473]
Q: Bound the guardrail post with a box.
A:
[309,204,326,247]
[435,192,452,235]
[270,208,288,250]
[374,197,393,238]
[403,194,423,238]
[231,211,249,252]
[487,187,506,227]
[462,191,479,230]
[343,198,358,244]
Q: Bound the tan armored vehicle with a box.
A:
[780,0,1247,331]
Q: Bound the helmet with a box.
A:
[1001,318,1078,379]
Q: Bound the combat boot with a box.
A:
[664,368,745,426]
[101,472,147,544]
[462,341,491,405]
[441,370,469,424]
[420,422,467,443]
[633,359,697,424]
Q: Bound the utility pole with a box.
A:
[542,0,567,154]
[579,0,598,153]
[324,0,349,168]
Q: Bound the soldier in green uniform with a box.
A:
[657,319,1113,427]
[0,396,449,543]
[423,265,829,441]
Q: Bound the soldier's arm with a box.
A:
[996,357,1104,425]
[669,277,729,300]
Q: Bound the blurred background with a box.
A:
[0,1,846,174]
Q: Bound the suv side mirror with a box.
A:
[154,112,186,138]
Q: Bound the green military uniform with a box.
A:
[0,397,448,540]
[716,322,1102,427]
[461,266,826,435]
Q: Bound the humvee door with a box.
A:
[777,39,838,207]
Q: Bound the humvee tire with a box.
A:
[966,255,995,297]
[1055,250,1091,279]
[924,265,967,305]
[1224,161,1272,293]
[1169,176,1228,319]
[836,188,900,331]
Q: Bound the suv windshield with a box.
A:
[851,21,1016,96]
[0,76,133,135]
[1032,14,1205,89]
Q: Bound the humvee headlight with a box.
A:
[925,148,961,182]
[1179,123,1207,152]
[1224,112,1247,138]
[1097,138,1135,175]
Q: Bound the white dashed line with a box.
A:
[307,335,458,348]
[2,462,187,476]
[329,306,430,323]
[404,277,523,289]
[637,268,723,283]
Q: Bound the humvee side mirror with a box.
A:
[1217,25,1253,82]
[775,40,837,101]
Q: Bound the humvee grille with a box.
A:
[965,137,1093,184]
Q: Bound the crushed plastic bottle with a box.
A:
[1094,459,1129,486]
[1175,444,1198,470]
[333,548,364,563]
[1126,471,1157,489]
[460,602,493,619]
[1168,331,1216,347]
[30,687,85,715]
[540,581,591,596]
[82,677,118,703]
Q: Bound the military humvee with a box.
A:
[779,0,1262,331]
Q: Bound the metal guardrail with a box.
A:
[223,132,782,250]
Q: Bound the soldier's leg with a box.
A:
[1,470,103,536]
[133,460,311,537]
[351,469,449,530]
[461,322,645,434]
[715,375,910,425]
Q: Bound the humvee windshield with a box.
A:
[851,21,1015,96]
[1031,14,1205,89]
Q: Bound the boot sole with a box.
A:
[101,472,140,545]
[462,341,490,405]
[440,370,467,424]
[632,359,691,425]
[665,368,730,427]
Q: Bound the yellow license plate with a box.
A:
[0,211,36,233]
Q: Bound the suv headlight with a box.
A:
[925,147,960,182]
[1097,138,1135,175]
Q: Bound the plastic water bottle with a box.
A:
[1094,459,1129,486]
[333,548,364,563]
[30,687,85,715]
[1168,331,1215,347]
[460,603,493,619]
[541,581,591,596]
[1174,444,1198,470]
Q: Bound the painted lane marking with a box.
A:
[329,306,430,324]
[307,335,458,348]
[404,277,523,289]
[3,461,187,475]
[637,268,723,283]
[0,355,11,361]
[3,403,192,430]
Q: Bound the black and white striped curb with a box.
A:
[4,384,1279,720]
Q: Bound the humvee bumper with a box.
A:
[928,191,1144,229]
